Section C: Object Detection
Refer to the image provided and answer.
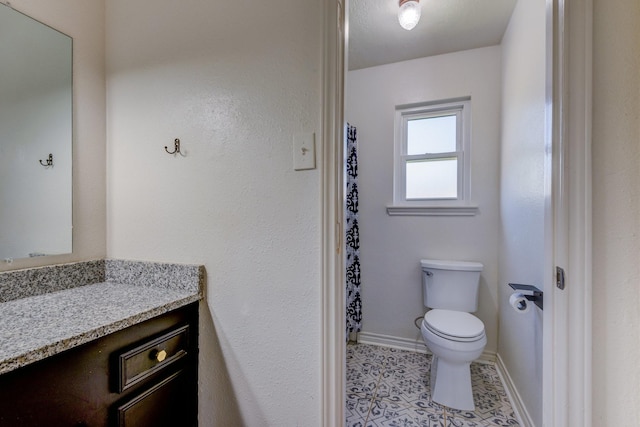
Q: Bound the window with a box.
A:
[389,98,477,216]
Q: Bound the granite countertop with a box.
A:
[0,259,204,375]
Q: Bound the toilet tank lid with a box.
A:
[420,259,483,271]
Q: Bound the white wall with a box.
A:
[498,0,546,425]
[346,47,502,354]
[592,0,640,423]
[105,1,323,425]
[0,0,106,272]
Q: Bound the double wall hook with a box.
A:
[165,138,181,155]
[39,153,53,167]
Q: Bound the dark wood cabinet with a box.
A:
[0,303,198,427]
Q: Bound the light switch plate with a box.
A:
[293,133,316,171]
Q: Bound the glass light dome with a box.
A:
[398,0,421,31]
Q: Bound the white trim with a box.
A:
[356,331,496,364]
[393,99,472,206]
[545,0,592,426]
[543,1,562,425]
[320,0,345,425]
[387,205,479,216]
[496,353,535,427]
[357,331,428,354]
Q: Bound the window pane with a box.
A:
[407,115,457,155]
[406,158,458,199]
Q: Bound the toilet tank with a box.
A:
[421,259,483,312]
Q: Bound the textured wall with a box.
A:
[346,46,502,354]
[0,0,106,271]
[592,0,640,423]
[105,1,323,425]
[498,0,546,424]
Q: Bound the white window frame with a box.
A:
[388,98,478,216]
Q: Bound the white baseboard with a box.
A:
[357,331,429,353]
[496,353,534,427]
[356,331,497,364]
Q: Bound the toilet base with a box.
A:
[430,355,475,410]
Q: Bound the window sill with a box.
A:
[386,205,479,217]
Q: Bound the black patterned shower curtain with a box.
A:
[345,124,362,339]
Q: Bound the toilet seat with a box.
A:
[424,309,485,342]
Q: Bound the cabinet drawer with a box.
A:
[115,324,190,393]
[114,369,193,427]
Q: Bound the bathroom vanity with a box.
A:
[0,260,204,427]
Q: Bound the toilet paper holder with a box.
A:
[508,283,543,310]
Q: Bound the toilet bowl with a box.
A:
[421,309,486,410]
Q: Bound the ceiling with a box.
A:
[348,0,518,70]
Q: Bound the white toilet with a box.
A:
[420,259,486,411]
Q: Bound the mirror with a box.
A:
[0,3,72,261]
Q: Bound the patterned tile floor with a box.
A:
[346,343,520,427]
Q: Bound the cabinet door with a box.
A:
[0,339,111,426]
[114,369,196,427]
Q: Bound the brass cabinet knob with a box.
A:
[150,349,167,362]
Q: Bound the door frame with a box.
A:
[320,0,592,425]
[320,1,346,426]
[544,0,593,426]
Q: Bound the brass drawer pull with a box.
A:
[150,349,168,362]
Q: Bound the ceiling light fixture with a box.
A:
[398,0,421,31]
